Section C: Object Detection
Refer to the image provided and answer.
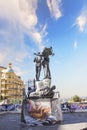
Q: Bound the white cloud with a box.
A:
[0,0,38,29]
[13,66,27,77]
[47,0,62,20]
[73,41,78,49]
[0,0,47,44]
[30,23,48,50]
[0,41,30,66]
[0,0,48,66]
[31,31,42,44]
[41,23,48,38]
[76,9,87,32]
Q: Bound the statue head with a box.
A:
[42,47,53,57]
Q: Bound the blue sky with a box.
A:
[0,0,87,97]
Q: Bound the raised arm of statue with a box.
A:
[34,52,43,57]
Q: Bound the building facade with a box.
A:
[0,63,24,103]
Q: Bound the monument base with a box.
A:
[21,93,63,126]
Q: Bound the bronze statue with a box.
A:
[34,47,54,80]
[34,52,42,81]
[42,47,54,79]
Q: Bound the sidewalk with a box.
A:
[59,122,87,130]
[0,112,87,130]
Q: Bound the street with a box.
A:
[0,112,87,130]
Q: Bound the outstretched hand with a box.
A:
[34,53,37,55]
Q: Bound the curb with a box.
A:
[0,111,21,115]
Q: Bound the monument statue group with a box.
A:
[34,46,54,81]
[21,47,63,126]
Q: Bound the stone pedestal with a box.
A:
[21,92,63,126]
[21,78,63,126]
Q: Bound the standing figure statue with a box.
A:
[34,47,54,80]
[42,47,54,79]
[34,52,42,81]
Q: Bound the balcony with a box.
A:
[8,88,15,90]
[1,93,9,96]
[1,88,15,90]
[1,82,6,84]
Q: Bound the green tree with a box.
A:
[73,95,81,102]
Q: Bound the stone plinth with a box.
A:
[21,94,63,126]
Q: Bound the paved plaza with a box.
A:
[0,112,87,130]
